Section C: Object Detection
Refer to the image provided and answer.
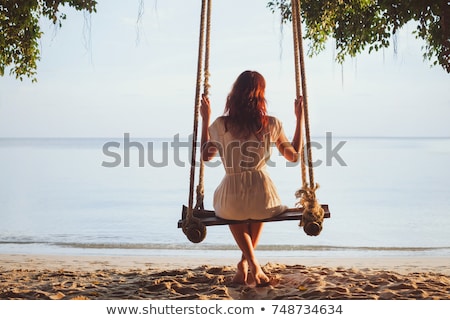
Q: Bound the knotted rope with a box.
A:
[195,0,212,211]
[291,0,324,236]
[183,0,211,243]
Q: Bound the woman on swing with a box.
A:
[200,70,304,286]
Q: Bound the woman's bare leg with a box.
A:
[249,222,264,247]
[229,222,269,285]
[236,222,265,284]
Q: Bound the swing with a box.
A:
[178,0,331,243]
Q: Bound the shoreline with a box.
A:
[1,253,449,274]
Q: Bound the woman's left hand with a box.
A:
[200,94,211,121]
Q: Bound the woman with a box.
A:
[200,70,304,286]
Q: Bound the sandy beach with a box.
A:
[0,254,449,300]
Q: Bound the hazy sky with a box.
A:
[0,0,449,138]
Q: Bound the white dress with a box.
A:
[208,116,288,220]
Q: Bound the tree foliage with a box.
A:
[267,0,449,73]
[1,1,448,82]
[0,0,97,81]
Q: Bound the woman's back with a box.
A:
[208,115,288,220]
[209,116,283,174]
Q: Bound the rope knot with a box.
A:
[182,207,207,243]
[295,183,324,236]
[195,184,205,210]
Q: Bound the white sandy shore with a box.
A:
[1,254,449,300]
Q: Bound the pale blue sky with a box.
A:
[0,0,449,138]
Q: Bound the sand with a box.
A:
[0,254,449,300]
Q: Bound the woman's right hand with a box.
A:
[200,94,211,121]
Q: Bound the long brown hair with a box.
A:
[224,70,269,140]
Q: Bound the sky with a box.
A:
[0,0,449,138]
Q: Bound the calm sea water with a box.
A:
[0,136,449,259]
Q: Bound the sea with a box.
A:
[1,136,449,260]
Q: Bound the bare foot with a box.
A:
[232,260,248,284]
[246,270,255,285]
[249,261,269,286]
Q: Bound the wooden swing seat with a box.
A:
[177,204,330,228]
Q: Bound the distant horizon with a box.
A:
[1,135,450,142]
[1,134,450,139]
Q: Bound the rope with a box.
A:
[186,0,209,226]
[195,0,212,211]
[290,0,307,189]
[203,0,212,98]
[292,0,324,236]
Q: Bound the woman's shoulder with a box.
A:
[211,116,227,127]
[266,116,283,140]
[209,116,227,136]
[267,115,282,127]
